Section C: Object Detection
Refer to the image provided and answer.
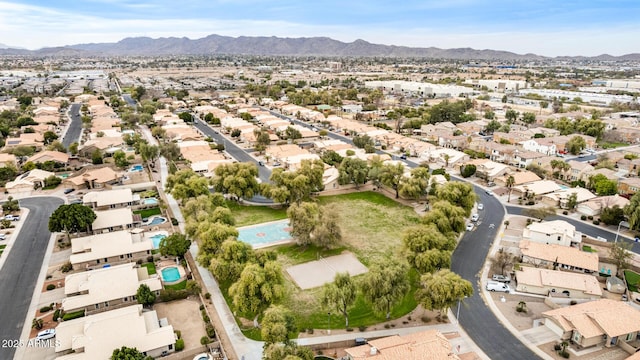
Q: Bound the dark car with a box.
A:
[63,188,75,194]
[258,161,264,166]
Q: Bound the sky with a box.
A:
[1,0,639,57]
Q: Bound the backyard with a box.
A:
[133,207,162,219]
[625,270,640,292]
[227,192,424,339]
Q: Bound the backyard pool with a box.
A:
[129,164,144,172]
[144,216,167,226]
[149,233,168,249]
[161,267,181,282]
[238,220,292,248]
[142,198,159,205]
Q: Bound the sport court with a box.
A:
[286,252,368,290]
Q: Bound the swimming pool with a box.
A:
[150,233,167,249]
[129,164,144,172]
[142,198,158,205]
[161,267,180,282]
[237,220,292,248]
[559,185,570,190]
[144,216,167,226]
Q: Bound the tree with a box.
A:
[360,260,410,319]
[379,162,405,198]
[566,135,586,155]
[178,112,193,122]
[111,346,153,360]
[159,233,191,258]
[492,248,514,275]
[264,159,324,205]
[112,150,129,168]
[139,143,159,165]
[600,205,625,226]
[212,162,261,200]
[422,201,467,235]
[254,129,271,153]
[484,120,500,134]
[43,175,62,188]
[196,222,239,266]
[521,112,537,125]
[43,130,58,145]
[338,157,368,189]
[460,164,476,178]
[398,169,429,200]
[588,174,617,196]
[287,202,319,246]
[69,142,79,155]
[506,175,515,202]
[284,126,301,140]
[262,343,314,360]
[48,140,66,153]
[625,192,640,230]
[435,182,476,216]
[609,242,633,276]
[91,149,103,165]
[322,272,356,328]
[566,192,578,210]
[352,134,374,149]
[2,196,19,212]
[415,269,473,317]
[229,261,285,315]
[32,318,43,330]
[136,284,156,308]
[48,204,97,241]
[209,239,254,282]
[261,305,296,344]
[505,109,519,123]
[321,150,343,166]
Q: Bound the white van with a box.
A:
[486,280,510,293]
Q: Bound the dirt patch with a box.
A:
[487,292,552,331]
[154,298,207,351]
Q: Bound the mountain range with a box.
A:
[1,34,639,61]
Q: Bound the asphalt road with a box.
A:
[451,188,542,360]
[122,94,137,108]
[62,103,82,148]
[0,197,63,360]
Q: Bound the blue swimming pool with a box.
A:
[150,234,167,249]
[161,267,180,282]
[238,220,292,248]
[142,198,158,205]
[144,216,167,226]
[129,164,144,172]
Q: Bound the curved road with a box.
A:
[0,197,63,360]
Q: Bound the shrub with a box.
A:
[554,344,562,351]
[175,339,185,351]
[587,215,593,220]
[60,262,72,273]
[346,327,354,332]
[46,284,56,291]
[560,351,570,358]
[174,330,181,339]
[62,310,85,321]
[40,306,52,313]
[592,220,600,225]
[199,304,205,311]
[562,211,568,215]
[307,328,314,334]
[206,324,216,338]
[171,218,178,226]
[384,324,390,329]
[204,292,211,300]
[580,215,587,220]
[570,300,578,305]
[421,315,431,323]
[52,309,61,322]
[527,201,535,205]
[358,325,367,332]
[159,289,189,302]
[147,256,154,263]
[200,336,210,345]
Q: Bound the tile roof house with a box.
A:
[514,266,602,299]
[344,329,460,360]
[512,180,563,198]
[540,187,597,209]
[619,177,640,196]
[519,240,598,273]
[91,208,140,234]
[493,170,541,187]
[523,220,583,247]
[55,304,176,359]
[5,169,55,193]
[82,188,140,210]
[70,230,152,270]
[63,167,120,190]
[576,195,630,217]
[542,299,640,350]
[62,263,162,315]
[27,150,69,165]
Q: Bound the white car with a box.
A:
[477,203,484,210]
[465,223,474,231]
[36,329,56,340]
[471,214,479,222]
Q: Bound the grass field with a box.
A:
[239,192,422,339]
[164,280,187,290]
[625,270,640,292]
[133,207,162,218]
[141,262,156,275]
[226,201,287,227]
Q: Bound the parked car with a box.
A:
[258,161,264,166]
[465,223,474,231]
[471,214,479,222]
[63,188,75,194]
[485,190,494,196]
[486,280,510,293]
[400,154,407,160]
[4,215,19,221]
[477,203,484,210]
[36,329,56,340]
[492,274,511,283]
[0,233,6,240]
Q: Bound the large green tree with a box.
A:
[625,192,640,230]
[379,162,405,198]
[209,239,254,282]
[398,167,429,200]
[229,261,285,315]
[287,202,319,246]
[566,135,586,155]
[196,222,239,266]
[158,233,191,258]
[360,259,410,319]
[262,343,313,360]
[338,157,368,189]
[263,159,324,205]
[48,204,97,240]
[136,284,156,308]
[111,346,153,360]
[415,269,473,316]
[212,162,261,200]
[435,181,476,216]
[261,305,297,344]
[322,272,357,328]
[422,201,467,235]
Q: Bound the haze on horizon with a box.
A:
[1,0,638,57]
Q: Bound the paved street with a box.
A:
[61,103,82,148]
[0,197,63,360]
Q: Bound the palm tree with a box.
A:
[549,159,562,179]
[506,175,515,203]
[443,154,450,168]
[558,162,571,181]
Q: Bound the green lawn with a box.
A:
[582,245,597,253]
[625,270,640,292]
[226,201,287,227]
[141,262,156,275]
[599,141,629,149]
[164,280,187,290]
[0,244,5,256]
[133,207,162,218]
